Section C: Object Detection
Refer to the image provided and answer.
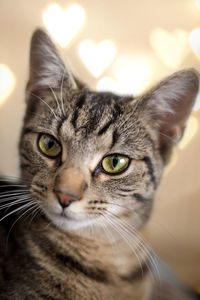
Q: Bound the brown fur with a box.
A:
[0,29,199,299]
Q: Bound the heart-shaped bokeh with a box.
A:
[0,64,15,106]
[190,28,200,58]
[97,55,153,96]
[43,3,85,47]
[150,28,189,68]
[79,40,116,78]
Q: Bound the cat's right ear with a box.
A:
[136,69,199,162]
[27,29,77,93]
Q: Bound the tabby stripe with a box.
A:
[57,115,68,133]
[71,93,86,129]
[110,129,119,149]
[97,120,113,135]
[34,182,47,191]
[35,236,110,284]
[117,193,130,198]
[119,188,134,192]
[40,296,55,300]
[32,187,45,198]
[113,102,122,117]
[22,128,34,135]
[142,156,156,185]
[133,193,148,202]
[118,193,149,201]
[55,252,109,283]
[139,122,156,150]
[71,109,79,129]
[98,103,121,136]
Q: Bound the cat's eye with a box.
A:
[101,154,130,175]
[38,134,61,158]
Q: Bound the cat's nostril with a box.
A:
[55,190,79,209]
[59,199,73,209]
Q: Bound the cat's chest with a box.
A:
[0,220,152,300]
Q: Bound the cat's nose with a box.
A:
[55,190,80,209]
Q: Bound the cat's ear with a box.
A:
[27,29,77,92]
[138,69,199,160]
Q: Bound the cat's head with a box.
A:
[19,29,199,232]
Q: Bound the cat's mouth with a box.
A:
[51,209,79,221]
[46,210,99,231]
[43,198,98,231]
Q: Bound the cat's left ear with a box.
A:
[27,29,77,93]
[138,69,199,159]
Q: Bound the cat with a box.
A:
[0,29,199,300]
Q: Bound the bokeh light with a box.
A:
[43,3,85,48]
[0,64,15,106]
[178,116,199,149]
[79,40,116,78]
[150,28,189,69]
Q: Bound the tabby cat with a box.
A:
[0,29,199,300]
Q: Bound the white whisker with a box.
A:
[60,72,66,117]
[0,197,31,210]
[0,191,29,198]
[30,92,60,121]
[102,212,145,277]
[49,85,62,117]
[0,184,27,188]
[6,202,37,245]
[0,195,30,204]
[103,200,133,211]
[0,202,33,223]
[30,206,41,222]
[106,211,160,281]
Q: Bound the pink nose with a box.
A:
[55,190,80,209]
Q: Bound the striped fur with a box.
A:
[0,29,199,299]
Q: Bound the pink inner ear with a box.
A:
[159,104,191,142]
[158,75,199,142]
[166,126,182,141]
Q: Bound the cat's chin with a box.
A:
[45,210,100,232]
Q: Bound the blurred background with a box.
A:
[0,0,200,289]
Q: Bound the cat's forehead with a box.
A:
[58,90,125,148]
[25,89,151,159]
[29,89,130,131]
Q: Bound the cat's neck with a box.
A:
[18,215,149,278]
[3,214,152,300]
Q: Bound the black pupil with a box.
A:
[112,156,119,168]
[46,137,55,149]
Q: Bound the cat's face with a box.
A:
[19,30,199,232]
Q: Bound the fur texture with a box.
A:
[0,29,199,299]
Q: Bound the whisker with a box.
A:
[0,176,30,184]
[159,132,176,144]
[0,184,27,189]
[0,190,29,196]
[0,197,31,210]
[0,192,30,201]
[27,205,42,227]
[100,218,118,253]
[49,85,62,117]
[30,92,60,121]
[106,210,160,281]
[60,72,66,117]
[101,200,133,211]
[106,213,157,280]
[0,201,33,223]
[101,212,145,277]
[6,202,37,245]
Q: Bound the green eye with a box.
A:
[38,134,61,158]
[102,154,130,174]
